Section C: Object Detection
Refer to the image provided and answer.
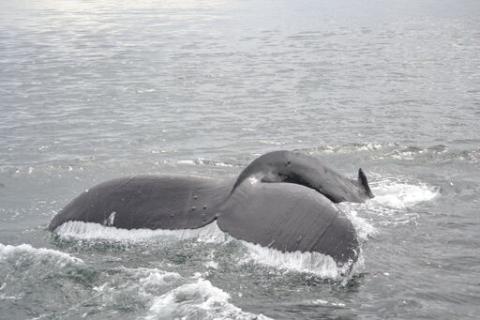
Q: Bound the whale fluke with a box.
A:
[48,176,229,231]
[48,150,371,266]
[218,182,359,265]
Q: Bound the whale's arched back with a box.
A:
[229,150,374,203]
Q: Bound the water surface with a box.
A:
[1,0,479,319]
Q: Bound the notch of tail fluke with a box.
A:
[358,168,374,199]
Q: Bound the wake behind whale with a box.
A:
[48,150,373,266]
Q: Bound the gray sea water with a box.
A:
[1,0,479,319]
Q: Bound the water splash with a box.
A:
[145,278,272,320]
[53,221,362,280]
[343,209,377,241]
[370,181,439,209]
[54,221,229,244]
[0,243,83,267]
[340,178,440,227]
[241,242,361,280]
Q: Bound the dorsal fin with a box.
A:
[358,168,374,198]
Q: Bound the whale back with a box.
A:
[230,150,373,203]
[48,176,230,231]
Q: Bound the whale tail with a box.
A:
[358,168,374,198]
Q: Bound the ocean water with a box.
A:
[1,0,479,319]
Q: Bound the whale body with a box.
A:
[48,151,373,266]
[230,150,374,203]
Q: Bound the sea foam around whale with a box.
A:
[0,243,270,320]
[53,220,360,280]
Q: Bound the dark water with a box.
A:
[1,0,479,319]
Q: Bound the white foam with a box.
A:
[242,242,356,279]
[390,151,416,160]
[138,270,182,288]
[213,161,234,167]
[145,278,272,320]
[113,267,182,289]
[177,159,196,165]
[0,243,83,267]
[342,209,377,241]
[176,158,234,167]
[204,260,219,269]
[339,179,440,227]
[116,267,182,292]
[248,176,260,184]
[54,221,229,244]
[89,267,184,315]
[309,299,346,307]
[313,143,384,154]
[370,181,439,209]
[54,221,360,280]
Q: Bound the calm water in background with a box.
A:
[1,0,479,319]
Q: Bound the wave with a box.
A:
[381,144,448,161]
[14,261,269,320]
[0,243,91,308]
[3,143,477,181]
[90,266,184,312]
[76,266,272,319]
[304,142,384,154]
[303,143,480,163]
[176,158,235,167]
[145,278,272,320]
[0,243,83,267]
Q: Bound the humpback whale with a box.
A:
[48,151,373,266]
